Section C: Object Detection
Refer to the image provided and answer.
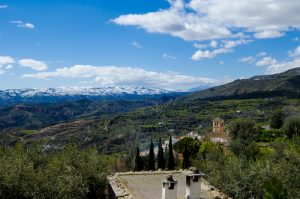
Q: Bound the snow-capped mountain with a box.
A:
[0,86,182,105]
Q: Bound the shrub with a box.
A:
[283,117,300,139]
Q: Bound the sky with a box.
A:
[0,0,300,91]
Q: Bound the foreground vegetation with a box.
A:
[0,144,118,199]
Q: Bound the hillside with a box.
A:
[0,97,177,133]
[186,67,300,100]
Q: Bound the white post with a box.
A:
[162,175,177,199]
[185,168,205,199]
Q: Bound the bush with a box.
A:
[270,109,285,129]
[257,129,283,142]
[283,117,300,139]
[0,143,113,199]
[229,119,259,160]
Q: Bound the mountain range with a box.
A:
[186,67,300,100]
[0,86,182,105]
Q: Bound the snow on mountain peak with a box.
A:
[1,86,173,98]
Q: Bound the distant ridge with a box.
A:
[0,86,183,105]
[186,67,300,100]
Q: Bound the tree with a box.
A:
[270,109,285,129]
[149,139,155,170]
[229,119,259,161]
[167,136,175,170]
[157,138,165,170]
[182,144,191,169]
[173,137,200,158]
[283,117,300,139]
[135,147,143,171]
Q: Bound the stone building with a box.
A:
[212,117,225,133]
[207,117,229,145]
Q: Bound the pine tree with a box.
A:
[182,144,191,169]
[167,136,175,170]
[157,138,165,170]
[134,147,143,171]
[149,139,155,170]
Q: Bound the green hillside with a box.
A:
[186,67,300,100]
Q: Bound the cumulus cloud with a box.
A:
[254,47,300,74]
[257,52,267,57]
[0,56,15,65]
[256,56,278,66]
[288,46,300,58]
[131,40,142,48]
[254,31,284,39]
[223,39,251,49]
[21,65,227,90]
[209,40,218,48]
[191,48,233,61]
[113,0,300,42]
[264,59,300,74]
[163,53,177,60]
[239,56,256,64]
[193,43,207,49]
[19,59,47,71]
[112,0,232,41]
[11,21,35,29]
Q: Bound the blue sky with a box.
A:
[0,0,300,90]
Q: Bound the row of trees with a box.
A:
[134,136,175,171]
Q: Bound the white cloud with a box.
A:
[256,52,267,57]
[113,0,300,41]
[5,65,13,69]
[131,40,142,48]
[19,59,48,71]
[163,53,177,60]
[288,46,300,58]
[191,48,233,61]
[256,56,278,66]
[219,61,224,65]
[0,4,7,8]
[0,70,4,75]
[112,0,232,41]
[193,43,207,49]
[223,39,251,49]
[264,58,300,74]
[11,21,35,29]
[254,31,284,39]
[255,52,300,74]
[209,40,218,48]
[239,56,256,64]
[21,65,227,90]
[0,56,15,65]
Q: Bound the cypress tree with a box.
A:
[157,138,165,170]
[167,136,175,170]
[182,144,191,169]
[134,147,143,171]
[149,139,155,170]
